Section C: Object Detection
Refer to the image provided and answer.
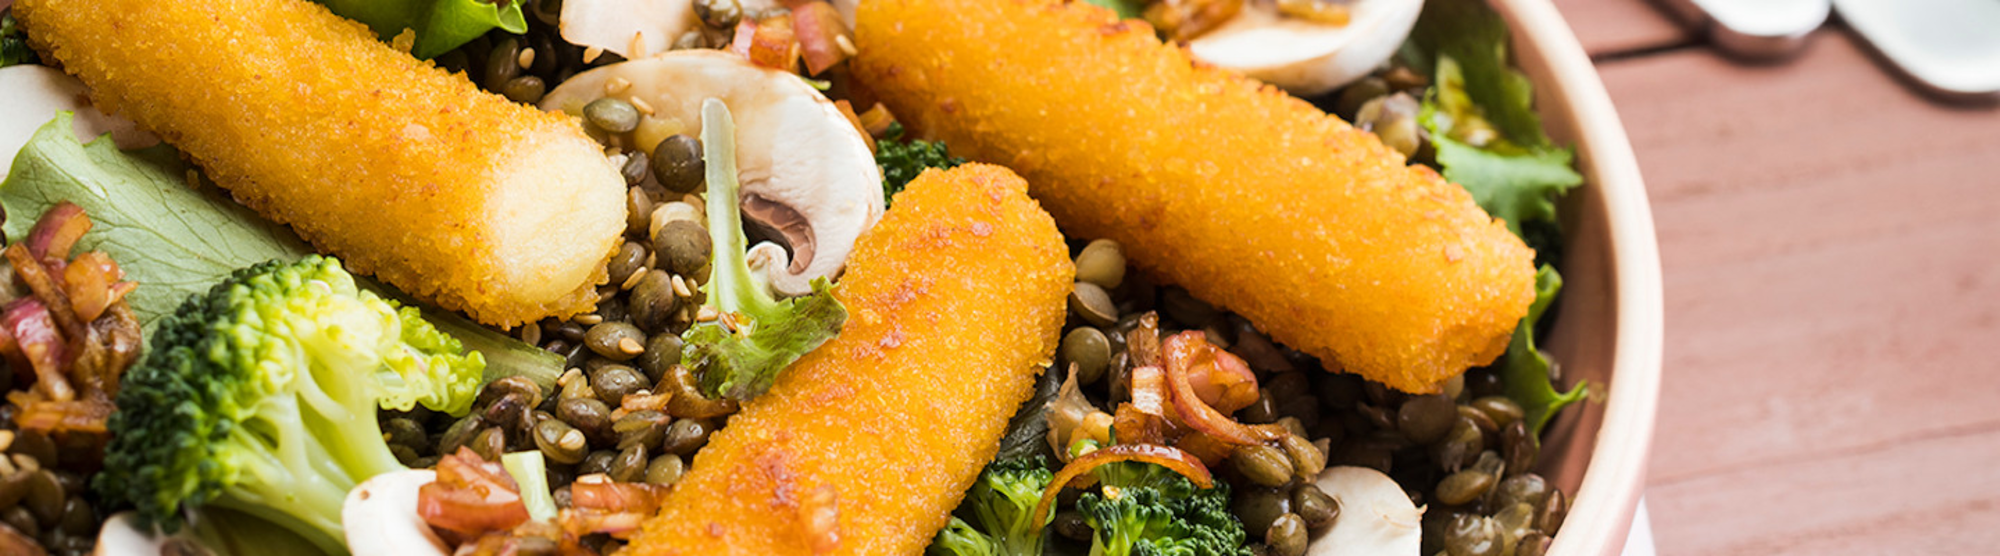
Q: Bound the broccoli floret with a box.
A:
[94,256,486,554]
[929,456,1058,556]
[681,98,847,401]
[1079,468,1251,556]
[876,123,966,205]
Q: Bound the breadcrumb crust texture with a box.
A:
[626,164,1074,556]
[15,0,625,326]
[854,0,1538,393]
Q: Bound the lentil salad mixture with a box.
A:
[0,0,1591,554]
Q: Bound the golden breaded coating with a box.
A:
[15,0,625,326]
[852,0,1536,392]
[625,164,1073,556]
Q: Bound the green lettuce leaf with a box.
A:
[1406,0,1581,240]
[315,0,528,59]
[0,112,312,333]
[1503,265,1586,436]
[683,99,847,401]
[0,113,564,390]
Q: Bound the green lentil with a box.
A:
[651,134,705,194]
[533,419,587,464]
[584,97,641,134]
[645,454,686,486]
[1230,486,1292,536]
[1291,483,1338,532]
[500,75,546,104]
[610,444,649,483]
[1265,513,1307,556]
[606,242,648,287]
[693,0,742,29]
[585,322,647,361]
[1059,327,1112,385]
[637,333,684,382]
[653,220,713,277]
[1232,444,1294,488]
[629,271,680,334]
[1073,239,1126,289]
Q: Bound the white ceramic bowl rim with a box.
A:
[1486,1,1665,555]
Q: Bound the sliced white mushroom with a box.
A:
[1307,466,1423,556]
[343,469,451,556]
[92,512,173,556]
[0,65,158,181]
[1188,0,1426,97]
[559,0,782,60]
[542,50,884,297]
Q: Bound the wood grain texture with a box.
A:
[1578,3,2000,552]
[1552,0,1691,56]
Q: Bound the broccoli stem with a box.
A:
[217,394,385,555]
[426,307,565,394]
[364,277,565,394]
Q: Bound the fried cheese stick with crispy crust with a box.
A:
[852,0,1536,392]
[14,0,625,327]
[625,164,1073,556]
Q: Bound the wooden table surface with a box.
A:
[1547,1,2000,553]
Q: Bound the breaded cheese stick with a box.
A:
[625,164,1073,555]
[852,0,1536,392]
[15,0,625,327]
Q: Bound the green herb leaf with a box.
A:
[1503,265,1586,436]
[1,12,39,68]
[313,0,528,59]
[875,123,965,206]
[1082,0,1147,19]
[0,112,312,333]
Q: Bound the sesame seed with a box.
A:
[630,97,657,116]
[575,314,605,325]
[607,77,633,94]
[672,275,694,298]
[519,322,542,346]
[618,337,645,355]
[583,46,605,63]
[629,31,650,59]
[558,429,587,451]
[622,267,650,290]
[517,47,536,70]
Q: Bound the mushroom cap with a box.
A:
[542,51,884,297]
[92,512,168,556]
[1307,466,1424,556]
[1189,0,1427,96]
[558,0,784,60]
[0,65,158,181]
[343,469,451,556]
